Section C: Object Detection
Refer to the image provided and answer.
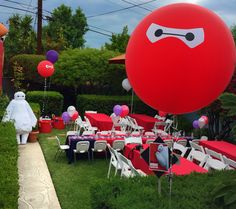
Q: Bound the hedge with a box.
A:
[26,91,63,117]
[91,171,236,209]
[76,94,157,116]
[0,122,18,209]
[0,95,9,120]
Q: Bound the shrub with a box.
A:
[0,122,18,209]
[91,171,236,209]
[26,91,63,116]
[53,48,126,95]
[29,102,41,130]
[10,54,45,84]
[76,94,156,116]
[0,95,9,120]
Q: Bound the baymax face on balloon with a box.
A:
[126,3,236,114]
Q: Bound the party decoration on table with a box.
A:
[62,111,70,123]
[126,3,236,115]
[46,50,59,64]
[2,91,37,144]
[198,115,209,129]
[192,120,199,129]
[67,106,76,117]
[113,105,122,116]
[120,105,129,117]
[37,60,55,78]
[71,111,79,121]
[122,78,132,92]
[159,111,167,117]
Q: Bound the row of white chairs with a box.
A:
[187,141,236,171]
[107,144,147,178]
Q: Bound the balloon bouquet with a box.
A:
[192,115,209,138]
[113,104,129,117]
[61,106,79,130]
[37,50,59,117]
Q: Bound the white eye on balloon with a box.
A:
[146,23,204,48]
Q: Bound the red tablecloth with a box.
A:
[124,144,207,175]
[199,140,236,161]
[129,114,159,131]
[85,113,113,131]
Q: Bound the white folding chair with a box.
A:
[116,152,146,177]
[127,116,144,132]
[144,131,155,138]
[176,139,187,147]
[204,157,227,171]
[164,119,174,132]
[130,131,141,137]
[82,130,95,136]
[91,140,107,160]
[222,155,236,169]
[124,136,142,145]
[164,139,174,149]
[173,142,188,157]
[205,148,224,162]
[55,136,70,161]
[84,116,98,132]
[112,140,125,152]
[73,141,90,163]
[85,111,97,113]
[192,139,200,145]
[187,141,208,167]
[107,144,122,178]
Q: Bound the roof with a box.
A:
[108,54,125,64]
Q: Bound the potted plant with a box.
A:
[28,103,41,142]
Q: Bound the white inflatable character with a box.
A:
[2,91,37,144]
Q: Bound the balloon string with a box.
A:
[42,78,47,117]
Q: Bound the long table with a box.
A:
[124,144,207,175]
[129,114,158,131]
[85,113,113,131]
[199,140,236,161]
[65,135,96,163]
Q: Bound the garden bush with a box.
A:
[91,171,236,209]
[76,94,156,116]
[53,48,126,95]
[0,94,9,120]
[10,54,45,84]
[0,122,18,209]
[26,91,63,116]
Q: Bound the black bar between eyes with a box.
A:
[162,32,186,37]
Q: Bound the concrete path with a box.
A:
[18,142,61,209]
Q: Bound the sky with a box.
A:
[0,0,236,48]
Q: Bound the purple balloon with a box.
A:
[46,50,59,64]
[193,120,199,129]
[113,105,122,116]
[62,111,70,123]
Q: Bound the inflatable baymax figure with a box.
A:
[3,91,37,144]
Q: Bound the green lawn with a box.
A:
[39,129,109,209]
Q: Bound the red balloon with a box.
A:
[120,105,129,117]
[126,3,236,114]
[159,111,167,117]
[37,60,55,78]
[200,116,209,124]
[71,111,79,121]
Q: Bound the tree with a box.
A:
[4,14,36,59]
[43,4,88,50]
[104,26,130,53]
[231,25,236,44]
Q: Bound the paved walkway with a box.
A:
[18,142,61,209]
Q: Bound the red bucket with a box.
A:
[53,117,65,129]
[39,119,52,133]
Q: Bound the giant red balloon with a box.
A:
[126,3,236,114]
[37,60,55,78]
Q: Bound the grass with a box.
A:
[39,129,109,209]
